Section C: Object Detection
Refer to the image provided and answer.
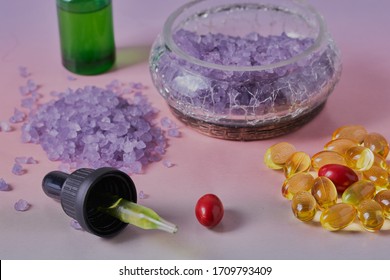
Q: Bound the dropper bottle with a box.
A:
[56,0,116,75]
[42,167,177,237]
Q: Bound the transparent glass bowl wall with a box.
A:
[149,0,342,140]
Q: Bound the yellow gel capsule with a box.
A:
[357,200,384,232]
[372,153,388,170]
[332,125,368,143]
[374,190,390,218]
[282,173,315,200]
[283,151,311,178]
[324,138,358,155]
[320,203,357,231]
[311,150,347,170]
[341,180,376,206]
[311,176,338,210]
[363,132,389,158]
[363,166,389,189]
[345,146,374,171]
[291,191,317,222]
[264,142,296,170]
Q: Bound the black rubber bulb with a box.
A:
[42,167,137,237]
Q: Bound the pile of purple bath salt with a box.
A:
[21,85,167,174]
[155,29,339,119]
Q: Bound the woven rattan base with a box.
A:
[169,102,326,141]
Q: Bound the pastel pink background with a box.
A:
[1,0,390,259]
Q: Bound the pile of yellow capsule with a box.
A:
[264,125,390,232]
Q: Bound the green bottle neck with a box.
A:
[56,0,111,13]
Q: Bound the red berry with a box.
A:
[318,164,359,194]
[195,194,224,227]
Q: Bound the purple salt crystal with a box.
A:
[82,134,97,144]
[70,219,84,231]
[162,159,174,168]
[130,82,145,90]
[0,178,11,191]
[149,153,162,162]
[27,79,38,91]
[140,132,153,143]
[21,97,35,109]
[135,140,146,149]
[0,121,12,132]
[50,90,61,97]
[120,87,132,95]
[12,163,26,175]
[21,131,31,143]
[26,157,38,164]
[15,156,38,164]
[15,156,29,164]
[9,108,27,123]
[123,140,137,153]
[106,79,121,89]
[129,161,143,174]
[133,91,148,105]
[19,86,30,96]
[18,80,38,96]
[160,117,176,129]
[67,75,77,81]
[14,199,30,211]
[138,190,147,199]
[167,128,181,138]
[31,91,42,101]
[18,66,30,78]
[154,145,166,155]
[111,123,128,136]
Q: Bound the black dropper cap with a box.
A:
[42,167,137,237]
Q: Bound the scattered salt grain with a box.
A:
[67,75,77,81]
[50,90,61,97]
[70,219,84,231]
[27,157,38,164]
[18,66,30,78]
[12,163,26,175]
[21,97,36,109]
[0,178,11,191]
[106,79,121,92]
[167,128,181,138]
[19,79,39,98]
[19,86,30,96]
[138,190,147,199]
[0,120,13,132]
[14,199,30,211]
[27,79,38,92]
[160,117,176,129]
[31,91,42,100]
[162,159,174,168]
[15,156,38,164]
[9,108,27,123]
[129,82,145,90]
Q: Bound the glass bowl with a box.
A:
[149,0,342,140]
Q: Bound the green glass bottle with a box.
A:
[57,0,116,75]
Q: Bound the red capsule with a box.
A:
[195,194,224,228]
[318,164,359,194]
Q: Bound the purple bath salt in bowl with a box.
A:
[149,0,342,140]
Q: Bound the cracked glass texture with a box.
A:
[149,0,342,128]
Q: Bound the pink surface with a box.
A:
[1,0,390,259]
